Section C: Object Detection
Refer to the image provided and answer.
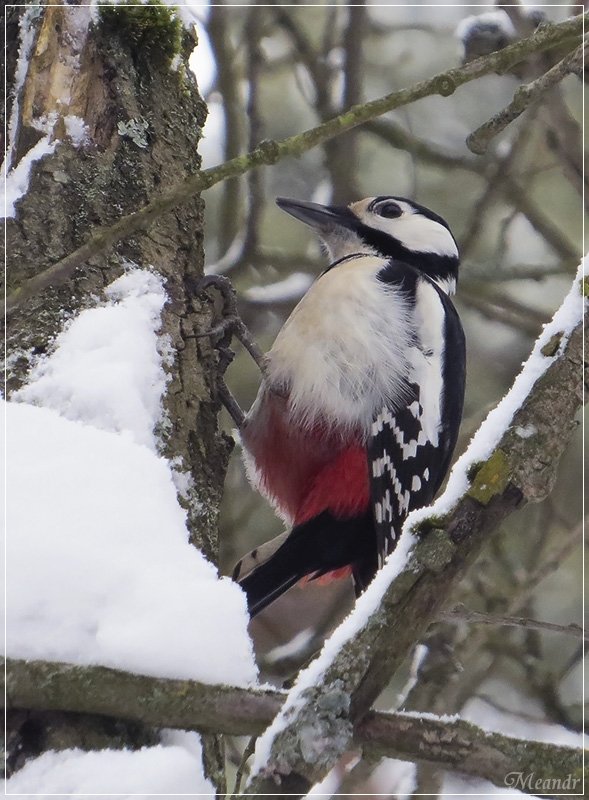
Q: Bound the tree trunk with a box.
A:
[3,0,229,774]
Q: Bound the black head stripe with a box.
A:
[356,222,459,284]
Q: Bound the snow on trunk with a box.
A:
[5,270,257,687]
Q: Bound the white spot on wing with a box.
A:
[408,401,420,418]
[407,279,446,449]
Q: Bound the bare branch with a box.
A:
[207,5,247,251]
[505,181,579,261]
[356,710,584,800]
[4,657,283,737]
[467,43,585,155]
[440,603,587,641]
[4,13,584,317]
[458,283,548,336]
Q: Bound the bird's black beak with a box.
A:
[276,197,356,232]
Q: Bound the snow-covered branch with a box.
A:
[4,657,583,799]
[244,270,585,797]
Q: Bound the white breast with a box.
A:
[264,256,414,436]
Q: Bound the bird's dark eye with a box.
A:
[377,202,402,219]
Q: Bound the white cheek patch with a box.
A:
[358,203,458,258]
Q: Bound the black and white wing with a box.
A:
[368,271,465,570]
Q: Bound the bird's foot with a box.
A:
[191,274,266,374]
[188,274,264,428]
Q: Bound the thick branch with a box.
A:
[245,292,585,795]
[4,657,282,738]
[4,13,584,316]
[4,657,583,799]
[356,711,584,800]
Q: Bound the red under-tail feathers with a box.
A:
[236,394,373,614]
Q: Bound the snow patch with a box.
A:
[515,423,537,439]
[5,401,257,686]
[14,270,169,452]
[266,629,314,665]
[5,5,41,171]
[396,643,429,707]
[64,114,89,146]
[455,10,516,43]
[3,742,214,795]
[6,268,257,686]
[1,135,56,218]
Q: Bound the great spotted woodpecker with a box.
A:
[233,196,466,617]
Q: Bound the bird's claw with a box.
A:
[191,274,266,374]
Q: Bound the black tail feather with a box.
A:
[238,509,375,617]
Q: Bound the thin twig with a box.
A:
[231,736,257,798]
[460,111,535,258]
[241,7,266,264]
[364,118,579,262]
[467,42,585,155]
[440,603,587,641]
[510,517,585,613]
[458,284,547,335]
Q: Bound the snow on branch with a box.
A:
[3,12,584,317]
[4,657,583,798]
[244,264,586,797]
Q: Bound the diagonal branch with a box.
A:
[467,41,586,155]
[244,270,585,797]
[4,13,584,317]
[3,657,584,799]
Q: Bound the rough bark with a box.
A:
[355,711,584,800]
[4,1,229,773]
[4,657,584,799]
[4,3,228,558]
